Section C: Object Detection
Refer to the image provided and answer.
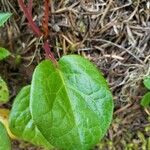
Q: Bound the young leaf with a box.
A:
[143,77,150,90]
[9,86,53,149]
[30,55,114,150]
[0,13,12,27]
[141,92,150,107]
[0,122,11,150]
[0,77,9,103]
[0,47,10,60]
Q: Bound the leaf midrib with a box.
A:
[57,68,84,147]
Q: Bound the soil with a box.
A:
[0,0,150,150]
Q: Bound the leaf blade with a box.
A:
[9,86,53,149]
[0,122,11,150]
[0,13,12,27]
[0,47,10,61]
[30,55,114,150]
[0,77,9,103]
[143,77,150,90]
[141,92,150,107]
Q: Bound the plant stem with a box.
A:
[42,0,50,38]
[18,0,57,63]
[27,0,33,15]
[43,41,57,64]
[18,0,42,36]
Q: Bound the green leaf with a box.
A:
[143,77,150,90]
[0,13,11,27]
[9,86,53,149]
[0,47,10,60]
[30,55,114,150]
[0,122,11,150]
[0,77,9,103]
[141,92,150,107]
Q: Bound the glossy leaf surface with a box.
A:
[9,86,53,149]
[0,122,11,150]
[31,55,113,150]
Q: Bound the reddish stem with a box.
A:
[18,0,57,63]
[42,0,50,38]
[28,0,33,15]
[18,0,42,36]
[43,41,57,64]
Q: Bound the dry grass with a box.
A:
[0,0,150,149]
